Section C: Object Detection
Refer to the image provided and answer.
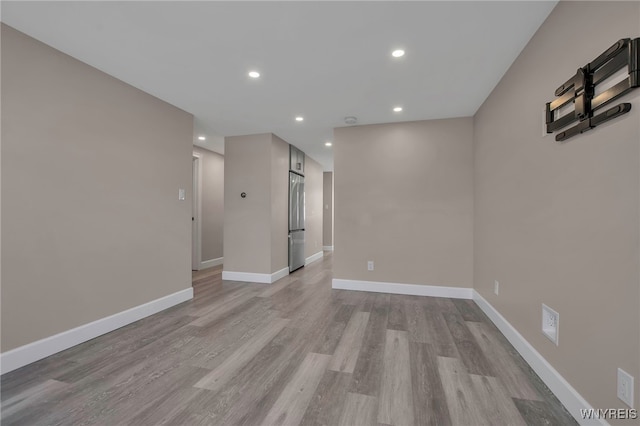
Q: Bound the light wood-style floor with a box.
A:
[1,253,576,425]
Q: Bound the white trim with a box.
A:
[305,251,324,265]
[323,246,334,251]
[223,271,271,283]
[0,288,193,375]
[222,267,289,284]
[472,290,606,426]
[199,257,223,269]
[332,278,473,299]
[271,267,290,283]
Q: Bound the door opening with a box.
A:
[192,153,202,271]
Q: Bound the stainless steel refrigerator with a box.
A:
[288,172,305,272]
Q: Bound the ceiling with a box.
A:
[1,1,557,171]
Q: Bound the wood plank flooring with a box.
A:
[0,253,577,425]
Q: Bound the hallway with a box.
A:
[2,253,576,425]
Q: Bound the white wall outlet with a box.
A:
[617,368,635,408]
[494,280,499,295]
[541,304,559,345]
[178,188,186,201]
[367,261,374,271]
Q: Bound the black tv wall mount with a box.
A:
[546,37,639,142]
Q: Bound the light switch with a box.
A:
[178,188,186,201]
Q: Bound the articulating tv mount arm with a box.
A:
[546,38,639,142]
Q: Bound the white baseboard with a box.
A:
[0,287,193,375]
[199,257,223,269]
[472,291,606,426]
[305,251,324,266]
[222,271,271,283]
[323,246,334,251]
[223,267,289,284]
[271,267,290,283]
[332,278,473,299]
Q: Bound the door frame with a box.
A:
[192,152,203,271]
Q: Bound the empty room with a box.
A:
[1,1,639,425]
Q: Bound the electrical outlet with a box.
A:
[367,261,374,271]
[541,304,559,345]
[618,368,635,408]
[494,280,499,295]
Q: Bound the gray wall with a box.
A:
[474,1,639,411]
[193,146,224,262]
[323,172,334,248]
[1,24,194,351]
[305,156,324,260]
[271,135,289,273]
[223,134,322,275]
[223,133,290,275]
[334,118,474,286]
[223,134,273,274]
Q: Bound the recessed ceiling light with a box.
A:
[393,107,403,112]
[198,136,206,140]
[248,71,260,78]
[295,116,304,122]
[392,49,405,58]
[325,142,332,147]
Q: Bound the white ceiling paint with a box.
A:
[1,1,557,170]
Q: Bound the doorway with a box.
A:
[192,153,202,271]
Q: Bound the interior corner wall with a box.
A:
[304,156,323,260]
[192,146,224,262]
[1,24,193,352]
[271,135,289,274]
[473,0,640,412]
[223,133,272,274]
[323,172,334,248]
[333,118,474,287]
[224,134,321,277]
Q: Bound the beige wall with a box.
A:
[223,134,322,275]
[334,118,474,286]
[223,133,292,275]
[305,156,323,260]
[474,1,639,413]
[271,135,289,273]
[323,172,334,248]
[193,146,224,262]
[223,134,272,274]
[1,25,193,351]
